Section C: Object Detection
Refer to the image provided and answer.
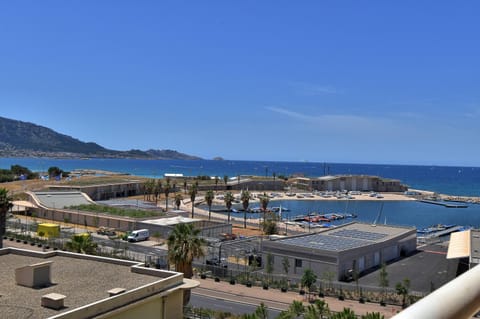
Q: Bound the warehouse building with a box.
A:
[290,175,407,192]
[261,222,416,281]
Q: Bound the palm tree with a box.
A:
[396,278,411,308]
[167,223,205,278]
[288,300,305,317]
[189,184,197,218]
[254,302,268,319]
[223,175,228,190]
[379,262,389,303]
[174,193,183,210]
[361,312,385,319]
[214,176,219,191]
[224,192,234,224]
[164,177,171,211]
[301,268,317,301]
[167,222,205,305]
[241,190,250,228]
[331,308,357,319]
[0,188,13,249]
[204,190,214,221]
[259,192,270,228]
[144,179,155,201]
[66,234,98,254]
[154,179,162,206]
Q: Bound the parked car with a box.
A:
[97,227,116,236]
[206,257,228,268]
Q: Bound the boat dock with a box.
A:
[418,225,465,239]
[419,200,468,208]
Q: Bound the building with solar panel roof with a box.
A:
[262,222,416,281]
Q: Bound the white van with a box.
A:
[127,229,150,242]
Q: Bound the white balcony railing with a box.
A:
[392,264,480,319]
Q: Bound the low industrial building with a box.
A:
[138,216,232,239]
[23,191,231,241]
[261,222,416,281]
[47,180,145,201]
[0,247,198,319]
[290,175,408,192]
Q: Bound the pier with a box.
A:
[419,200,468,208]
[418,225,465,239]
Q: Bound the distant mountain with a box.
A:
[0,116,202,160]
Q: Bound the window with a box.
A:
[295,259,302,268]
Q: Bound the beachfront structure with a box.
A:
[0,247,197,319]
[261,222,416,281]
[289,175,408,192]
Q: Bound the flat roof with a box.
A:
[316,175,401,182]
[0,248,184,319]
[33,191,93,209]
[275,222,415,252]
[142,216,200,226]
[447,230,471,259]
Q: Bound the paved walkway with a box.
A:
[195,276,402,318]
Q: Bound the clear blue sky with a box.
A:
[1,1,479,166]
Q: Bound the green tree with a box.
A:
[215,176,219,191]
[361,312,385,319]
[48,166,66,179]
[163,177,171,211]
[224,191,234,224]
[395,278,410,308]
[0,188,13,248]
[241,190,251,228]
[262,219,278,235]
[66,233,98,254]
[189,184,197,218]
[301,268,317,301]
[379,263,389,302]
[174,193,183,210]
[204,190,214,221]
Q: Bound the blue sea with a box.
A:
[2,157,480,229]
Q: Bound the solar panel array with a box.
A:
[279,228,389,252]
[330,229,388,241]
